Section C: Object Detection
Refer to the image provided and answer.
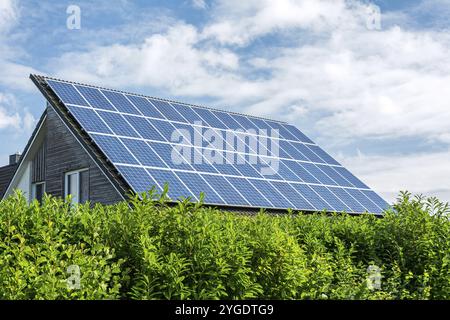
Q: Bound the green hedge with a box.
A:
[0,190,449,299]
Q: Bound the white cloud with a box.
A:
[202,0,352,46]
[0,107,21,129]
[192,0,207,10]
[340,150,450,204]
[0,0,18,34]
[0,61,40,91]
[0,0,42,92]
[52,23,242,97]
[0,93,36,132]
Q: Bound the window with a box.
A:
[32,182,45,204]
[65,169,89,204]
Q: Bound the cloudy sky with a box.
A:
[0,0,450,203]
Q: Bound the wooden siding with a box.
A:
[32,141,46,183]
[45,105,123,205]
[0,164,17,199]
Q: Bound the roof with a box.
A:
[0,164,17,199]
[1,109,48,200]
[35,75,288,125]
[29,74,390,215]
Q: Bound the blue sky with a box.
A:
[1,0,450,203]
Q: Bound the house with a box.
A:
[0,153,20,199]
[0,74,389,215]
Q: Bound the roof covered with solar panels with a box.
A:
[31,74,390,215]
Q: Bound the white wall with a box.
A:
[16,161,31,202]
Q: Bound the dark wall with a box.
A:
[0,164,17,199]
[45,105,123,205]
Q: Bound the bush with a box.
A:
[0,189,449,299]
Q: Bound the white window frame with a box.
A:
[31,181,46,202]
[64,168,89,204]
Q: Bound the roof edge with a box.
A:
[2,110,47,199]
[29,73,130,201]
[30,73,289,125]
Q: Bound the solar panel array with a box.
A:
[44,78,389,214]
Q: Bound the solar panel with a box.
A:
[102,90,141,115]
[97,111,140,138]
[75,85,116,111]
[126,95,165,119]
[147,168,196,201]
[44,78,390,214]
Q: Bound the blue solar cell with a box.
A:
[361,190,390,212]
[277,141,291,159]
[291,142,325,163]
[278,161,301,181]
[175,171,224,204]
[231,114,258,130]
[333,166,369,189]
[264,121,297,141]
[291,183,333,212]
[212,111,243,130]
[205,150,242,176]
[188,148,220,174]
[47,80,89,106]
[217,129,247,154]
[234,131,260,154]
[148,168,196,200]
[271,181,315,211]
[66,106,112,134]
[121,138,167,168]
[161,121,194,146]
[307,145,340,165]
[249,179,293,209]
[199,148,240,175]
[234,154,263,178]
[194,127,227,150]
[246,118,273,135]
[150,142,194,171]
[257,156,284,180]
[256,134,280,158]
[146,118,179,142]
[284,125,314,144]
[300,163,337,185]
[213,162,241,176]
[202,174,249,206]
[97,111,139,137]
[345,189,380,213]
[317,164,353,187]
[126,95,165,119]
[171,103,204,124]
[124,115,165,141]
[102,90,140,115]
[284,160,320,184]
[116,165,154,194]
[76,85,116,111]
[91,134,139,164]
[192,108,227,129]
[225,177,272,208]
[310,185,351,212]
[328,187,367,213]
[281,141,309,161]
[149,99,187,123]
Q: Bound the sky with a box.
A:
[1,0,450,203]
